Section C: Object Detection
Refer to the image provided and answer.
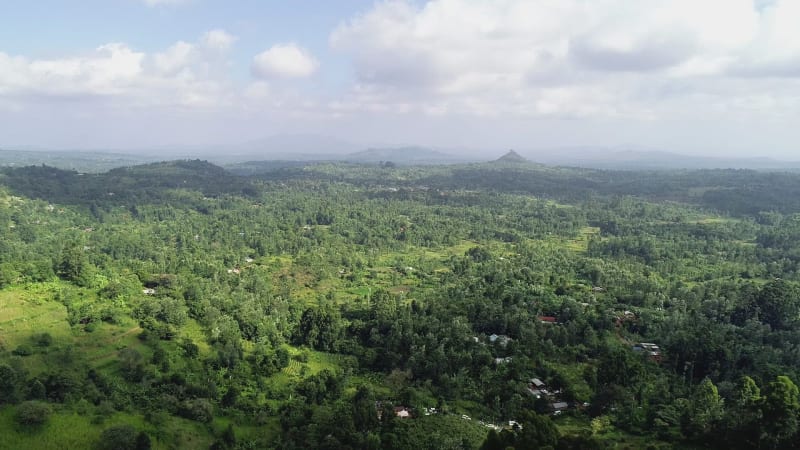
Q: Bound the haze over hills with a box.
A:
[494,150,529,164]
[3,138,800,172]
[344,146,472,164]
[518,147,800,170]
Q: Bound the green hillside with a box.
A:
[1,161,800,449]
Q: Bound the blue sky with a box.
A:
[0,0,799,157]
[0,1,367,83]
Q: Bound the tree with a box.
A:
[724,376,762,449]
[352,385,379,433]
[15,401,51,427]
[58,246,95,287]
[96,424,138,450]
[295,306,343,352]
[222,424,236,448]
[135,432,152,450]
[686,378,723,439]
[762,375,800,448]
[516,411,559,450]
[27,379,46,400]
[0,364,20,404]
[33,332,53,347]
[179,398,214,423]
[0,262,19,288]
[118,348,145,381]
[757,280,800,330]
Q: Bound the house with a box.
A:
[633,343,663,362]
[633,343,660,352]
[538,316,558,324]
[394,406,411,418]
[528,378,550,398]
[494,357,513,365]
[142,288,156,295]
[527,388,543,398]
[528,378,548,396]
[245,257,254,263]
[489,334,512,346]
[552,402,569,412]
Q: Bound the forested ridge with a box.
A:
[2,160,800,449]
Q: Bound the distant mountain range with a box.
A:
[344,147,472,164]
[3,137,799,172]
[494,150,529,163]
[520,148,800,170]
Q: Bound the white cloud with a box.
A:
[329,0,800,122]
[142,0,189,6]
[3,1,800,154]
[0,30,238,109]
[202,29,237,51]
[153,41,195,75]
[251,43,318,79]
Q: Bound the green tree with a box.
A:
[118,348,145,381]
[14,400,51,427]
[724,376,762,449]
[96,424,138,450]
[762,375,800,448]
[0,364,20,404]
[58,246,95,287]
[516,411,559,450]
[687,378,723,439]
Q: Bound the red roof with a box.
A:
[538,316,557,323]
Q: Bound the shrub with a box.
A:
[178,398,214,423]
[33,333,53,347]
[12,344,33,356]
[15,400,51,427]
[95,424,146,450]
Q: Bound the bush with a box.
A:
[95,424,148,450]
[178,398,214,423]
[15,400,51,427]
[12,345,33,356]
[34,333,53,347]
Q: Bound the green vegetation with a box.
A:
[2,159,800,448]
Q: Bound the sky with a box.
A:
[0,0,799,158]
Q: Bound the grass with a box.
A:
[0,406,218,450]
[0,288,72,373]
[0,283,153,377]
[555,416,683,449]
[255,239,483,309]
[565,226,600,253]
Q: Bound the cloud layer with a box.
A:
[251,43,319,79]
[0,30,237,110]
[1,0,799,153]
[328,0,800,121]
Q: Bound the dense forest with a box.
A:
[3,159,800,449]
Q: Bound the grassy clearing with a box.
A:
[0,407,215,450]
[0,290,71,350]
[555,416,681,449]
[0,289,72,373]
[179,318,212,356]
[257,240,482,308]
[536,226,601,254]
[0,283,153,377]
